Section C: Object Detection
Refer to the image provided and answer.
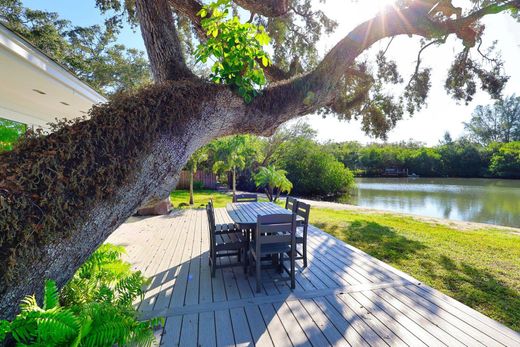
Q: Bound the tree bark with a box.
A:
[136,0,193,81]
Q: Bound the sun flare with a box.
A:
[375,0,397,12]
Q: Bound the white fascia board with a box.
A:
[0,24,107,105]
[0,105,49,128]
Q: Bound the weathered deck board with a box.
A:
[106,208,520,347]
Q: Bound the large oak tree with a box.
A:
[1,0,519,319]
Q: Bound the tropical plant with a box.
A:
[211,135,261,196]
[185,148,208,205]
[254,166,293,202]
[0,244,162,346]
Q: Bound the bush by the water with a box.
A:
[0,244,162,346]
[489,142,520,178]
[276,138,355,197]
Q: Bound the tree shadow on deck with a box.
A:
[117,209,519,345]
[313,219,427,265]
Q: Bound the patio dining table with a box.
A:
[225,201,304,230]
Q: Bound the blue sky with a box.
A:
[23,0,520,145]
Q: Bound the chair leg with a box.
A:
[290,249,295,290]
[248,252,253,276]
[211,253,216,278]
[303,242,308,268]
[256,256,262,293]
[243,248,247,274]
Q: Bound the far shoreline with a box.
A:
[227,190,520,233]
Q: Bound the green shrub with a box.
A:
[0,244,162,346]
[489,142,520,178]
[276,138,355,197]
[193,181,205,190]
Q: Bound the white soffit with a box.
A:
[0,23,107,127]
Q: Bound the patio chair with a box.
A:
[206,201,248,277]
[295,201,311,268]
[285,196,298,212]
[249,213,297,293]
[233,193,258,203]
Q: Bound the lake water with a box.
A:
[347,178,520,228]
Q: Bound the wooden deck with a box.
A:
[107,208,520,347]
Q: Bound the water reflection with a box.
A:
[346,178,520,228]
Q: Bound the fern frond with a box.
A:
[82,320,130,347]
[20,295,40,312]
[35,308,79,344]
[115,271,146,306]
[9,311,39,343]
[0,320,11,341]
[129,321,156,347]
[43,279,60,310]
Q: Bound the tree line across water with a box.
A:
[189,115,520,199]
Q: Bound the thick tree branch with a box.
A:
[136,0,194,81]
[234,0,289,17]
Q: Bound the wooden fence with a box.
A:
[176,170,218,189]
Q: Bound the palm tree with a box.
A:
[186,148,208,205]
[254,166,293,202]
[211,136,249,197]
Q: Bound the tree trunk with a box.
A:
[135,0,193,81]
[264,187,272,202]
[232,167,236,196]
[274,187,281,202]
[0,81,248,319]
[189,171,194,205]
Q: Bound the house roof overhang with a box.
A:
[0,23,107,127]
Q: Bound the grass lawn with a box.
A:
[170,190,520,331]
[170,189,271,208]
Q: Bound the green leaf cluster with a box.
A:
[0,244,162,346]
[194,0,271,102]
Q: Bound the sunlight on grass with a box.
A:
[310,209,520,331]
[170,189,232,208]
[170,189,271,208]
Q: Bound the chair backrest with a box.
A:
[285,196,298,212]
[255,213,296,248]
[295,201,311,225]
[206,200,216,246]
[233,193,258,203]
